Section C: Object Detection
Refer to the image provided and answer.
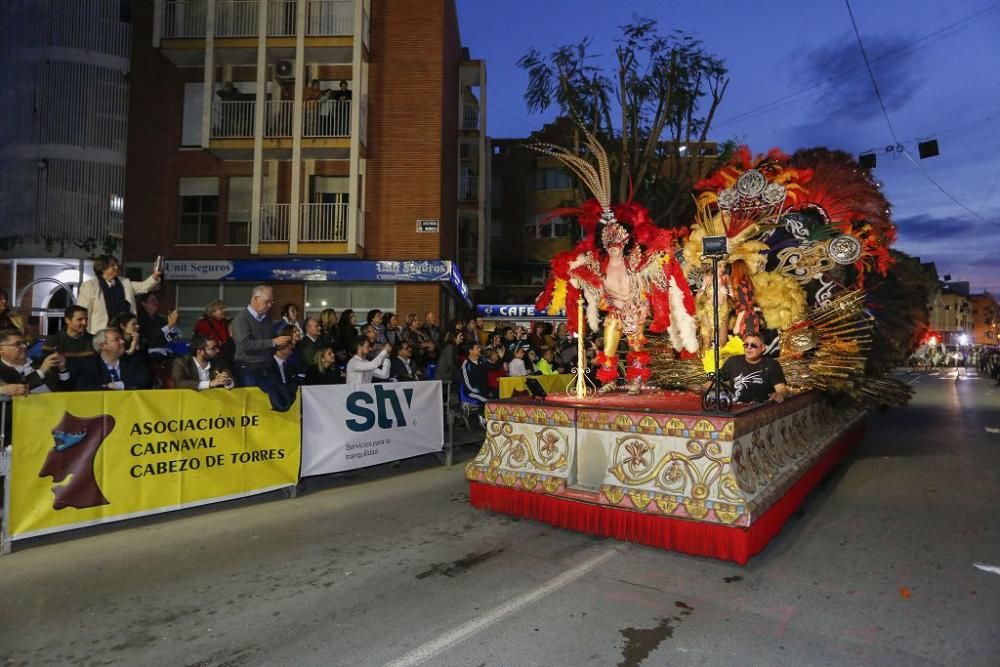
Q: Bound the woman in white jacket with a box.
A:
[76,255,161,334]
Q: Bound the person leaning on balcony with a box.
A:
[231,285,292,391]
[333,80,352,101]
[76,255,161,335]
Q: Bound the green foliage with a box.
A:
[518,16,730,227]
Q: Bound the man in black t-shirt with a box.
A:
[718,333,788,404]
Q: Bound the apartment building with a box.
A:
[0,0,132,332]
[933,281,972,345]
[484,116,718,305]
[970,292,999,346]
[125,0,486,330]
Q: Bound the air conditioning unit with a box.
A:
[275,60,296,80]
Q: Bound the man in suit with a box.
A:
[172,334,234,390]
[268,331,303,410]
[296,317,322,368]
[0,328,70,446]
[75,254,161,334]
[389,341,420,382]
[0,329,70,394]
[75,328,153,391]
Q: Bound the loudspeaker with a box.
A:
[918,140,939,159]
[859,152,877,169]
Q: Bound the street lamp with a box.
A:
[958,333,968,346]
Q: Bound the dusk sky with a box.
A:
[457,0,1000,294]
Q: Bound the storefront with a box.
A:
[475,304,566,331]
[165,259,471,332]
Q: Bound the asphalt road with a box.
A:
[2,368,999,666]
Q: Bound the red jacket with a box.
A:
[193,317,231,345]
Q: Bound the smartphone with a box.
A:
[154,255,165,274]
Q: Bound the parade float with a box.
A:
[466,132,912,564]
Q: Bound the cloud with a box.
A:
[894,213,976,241]
[796,33,927,124]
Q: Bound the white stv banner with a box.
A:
[301,381,444,477]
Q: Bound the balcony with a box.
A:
[304,99,351,137]
[162,0,356,38]
[459,174,478,202]
[461,105,479,131]
[458,247,477,280]
[260,203,290,241]
[258,203,349,243]
[210,99,350,139]
[300,202,348,242]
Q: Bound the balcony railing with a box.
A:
[266,100,294,136]
[459,174,478,202]
[458,248,478,279]
[300,202,349,242]
[215,0,259,37]
[304,99,351,137]
[307,0,353,35]
[260,203,290,241]
[165,0,355,38]
[210,99,350,139]
[267,0,296,35]
[163,0,207,38]
[211,100,255,138]
[461,105,479,131]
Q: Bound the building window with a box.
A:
[227,176,252,245]
[525,214,571,239]
[178,177,219,244]
[534,168,572,191]
[174,282,255,334]
[181,83,204,147]
[303,283,395,318]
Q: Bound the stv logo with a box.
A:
[345,385,415,432]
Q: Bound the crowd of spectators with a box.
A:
[0,267,593,424]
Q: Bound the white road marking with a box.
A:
[973,562,1000,576]
[384,546,619,667]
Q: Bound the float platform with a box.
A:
[466,390,864,564]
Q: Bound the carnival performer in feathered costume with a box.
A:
[532,128,698,394]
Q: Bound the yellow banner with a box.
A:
[7,388,301,540]
[498,373,573,399]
